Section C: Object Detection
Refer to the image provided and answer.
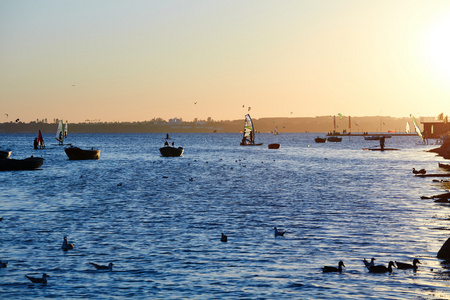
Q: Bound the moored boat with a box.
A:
[159,146,184,157]
[268,143,280,149]
[65,146,100,160]
[0,156,44,171]
[315,137,326,143]
[327,136,342,142]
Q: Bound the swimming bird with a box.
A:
[61,236,74,251]
[363,257,376,269]
[0,260,8,268]
[221,233,228,242]
[322,261,345,273]
[395,258,421,270]
[368,261,395,273]
[412,168,426,175]
[89,262,114,271]
[274,227,286,237]
[25,273,49,284]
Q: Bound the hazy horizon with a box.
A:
[1,0,450,123]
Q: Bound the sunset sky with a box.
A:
[1,0,450,123]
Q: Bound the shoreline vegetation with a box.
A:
[0,116,422,134]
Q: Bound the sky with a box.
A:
[1,0,450,123]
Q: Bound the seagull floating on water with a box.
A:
[89,262,114,271]
[274,227,286,237]
[0,260,8,268]
[25,273,49,284]
[368,261,395,273]
[61,236,74,251]
[395,258,421,270]
[412,168,426,175]
[322,261,345,273]
[363,257,376,269]
[221,233,228,242]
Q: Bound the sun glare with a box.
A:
[424,14,450,82]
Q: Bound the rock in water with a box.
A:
[437,237,450,259]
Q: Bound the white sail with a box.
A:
[55,120,63,143]
[64,121,68,138]
[410,114,424,141]
[405,122,411,134]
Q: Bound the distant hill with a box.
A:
[0,116,421,134]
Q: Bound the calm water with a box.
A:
[1,132,449,299]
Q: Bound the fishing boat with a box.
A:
[0,156,44,171]
[240,114,263,146]
[159,146,184,157]
[327,136,342,142]
[55,120,68,145]
[315,137,327,143]
[0,147,12,159]
[65,146,100,160]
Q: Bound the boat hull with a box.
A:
[240,143,263,146]
[327,137,342,142]
[65,146,100,160]
[315,138,326,143]
[0,149,12,159]
[268,143,280,149]
[0,157,44,171]
[159,146,184,157]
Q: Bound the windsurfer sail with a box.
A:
[406,122,411,134]
[55,120,64,145]
[240,114,263,146]
[37,130,45,148]
[410,114,424,142]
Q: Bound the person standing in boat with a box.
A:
[380,135,385,151]
[33,138,38,149]
[164,141,169,146]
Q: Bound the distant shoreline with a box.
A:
[0,116,420,134]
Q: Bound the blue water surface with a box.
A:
[0,132,449,299]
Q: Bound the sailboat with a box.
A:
[406,122,411,134]
[240,114,263,146]
[55,120,67,145]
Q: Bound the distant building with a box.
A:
[169,118,182,124]
[421,121,450,138]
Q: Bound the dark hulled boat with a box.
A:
[65,146,100,160]
[159,146,184,157]
[0,156,44,171]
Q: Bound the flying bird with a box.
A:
[194,102,197,105]
[248,107,251,111]
[15,118,19,122]
[4,113,8,117]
